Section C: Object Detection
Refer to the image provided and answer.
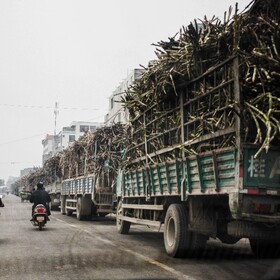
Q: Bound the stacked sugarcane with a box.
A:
[14,124,127,189]
[13,154,62,191]
[122,0,280,170]
[59,123,127,180]
[13,167,45,192]
[43,154,62,183]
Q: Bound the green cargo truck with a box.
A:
[44,181,61,210]
[60,172,116,220]
[59,124,125,220]
[116,55,280,258]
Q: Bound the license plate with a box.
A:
[54,199,60,203]
[36,216,45,222]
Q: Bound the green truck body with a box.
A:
[44,181,61,210]
[116,56,280,257]
[59,124,124,220]
[118,146,280,217]
[60,174,115,220]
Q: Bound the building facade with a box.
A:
[42,134,59,164]
[104,68,143,126]
[42,121,100,164]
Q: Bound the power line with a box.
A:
[54,102,59,135]
[0,161,41,165]
[0,103,99,111]
[0,133,46,146]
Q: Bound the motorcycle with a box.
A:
[31,204,48,230]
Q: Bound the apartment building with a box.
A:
[42,121,100,164]
[104,68,143,126]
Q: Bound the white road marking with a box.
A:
[53,216,196,280]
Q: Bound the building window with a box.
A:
[90,126,96,132]
[69,135,75,142]
[80,125,89,132]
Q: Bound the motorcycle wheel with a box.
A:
[39,222,43,231]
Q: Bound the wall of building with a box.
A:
[104,68,143,126]
[42,121,100,162]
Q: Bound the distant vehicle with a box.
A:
[60,124,124,220]
[19,191,31,202]
[0,186,8,195]
[44,181,61,210]
[60,172,115,220]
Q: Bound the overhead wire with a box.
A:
[0,103,99,111]
[0,161,41,165]
[0,133,47,146]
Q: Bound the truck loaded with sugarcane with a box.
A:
[13,156,62,209]
[59,123,126,220]
[13,124,126,220]
[43,155,62,210]
[116,0,280,258]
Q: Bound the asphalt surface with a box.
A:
[0,194,279,280]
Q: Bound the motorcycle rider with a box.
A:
[29,182,51,221]
[0,196,4,207]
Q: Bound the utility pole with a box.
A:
[54,102,59,135]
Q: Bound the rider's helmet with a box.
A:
[37,182,44,189]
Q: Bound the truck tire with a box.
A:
[76,196,93,220]
[164,204,190,258]
[218,234,240,245]
[98,213,107,218]
[116,201,130,234]
[249,239,280,258]
[50,198,58,211]
[190,232,208,255]
[76,197,85,221]
[60,196,66,215]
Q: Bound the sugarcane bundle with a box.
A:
[59,144,76,179]
[237,1,280,156]
[14,173,29,190]
[59,123,127,180]
[122,0,280,170]
[59,141,83,179]
[84,123,127,181]
[14,167,46,191]
[43,153,62,183]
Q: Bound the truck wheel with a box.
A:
[98,213,107,218]
[249,239,280,258]
[116,202,130,234]
[66,209,72,216]
[164,204,190,258]
[218,234,240,245]
[60,196,66,215]
[190,232,208,255]
[76,197,85,221]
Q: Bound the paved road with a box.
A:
[0,194,279,280]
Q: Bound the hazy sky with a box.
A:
[0,0,251,182]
